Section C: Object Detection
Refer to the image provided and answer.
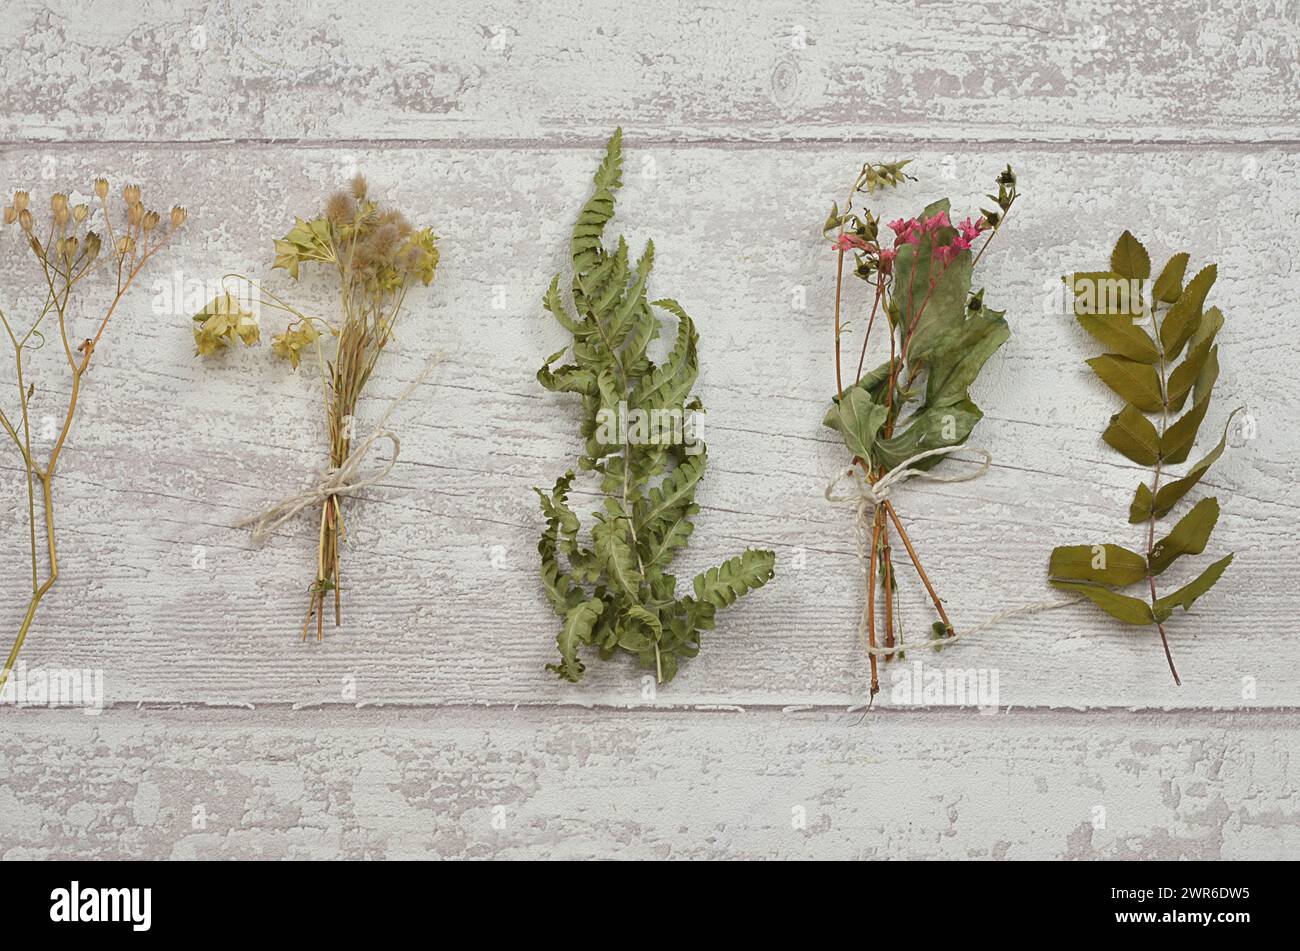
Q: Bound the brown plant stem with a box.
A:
[883,500,955,638]
[1146,295,1180,685]
[866,506,882,695]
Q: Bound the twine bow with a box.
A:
[236,352,445,545]
[825,445,1079,657]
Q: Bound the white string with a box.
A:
[235,352,445,545]
[825,444,1080,656]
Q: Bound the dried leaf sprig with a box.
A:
[196,174,439,639]
[536,130,775,684]
[1049,232,1233,684]
[0,182,185,689]
[822,160,1019,696]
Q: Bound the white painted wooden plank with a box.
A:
[2,0,1298,143]
[0,707,1295,859]
[0,143,1296,708]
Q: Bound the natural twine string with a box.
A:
[236,352,446,545]
[824,444,1080,657]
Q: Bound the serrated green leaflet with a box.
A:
[537,130,775,684]
[1111,230,1151,280]
[1050,233,1234,684]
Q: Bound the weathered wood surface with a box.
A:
[2,708,1296,860]
[1,0,1298,143]
[1,1,1297,859]
[0,144,1294,709]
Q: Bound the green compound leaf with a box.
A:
[1054,233,1232,679]
[537,130,774,685]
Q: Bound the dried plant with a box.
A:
[0,182,184,689]
[823,160,1019,696]
[196,175,438,639]
[1049,233,1233,684]
[536,130,775,684]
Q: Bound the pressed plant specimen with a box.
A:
[535,129,775,684]
[0,183,185,689]
[197,175,439,640]
[822,159,1019,696]
[1049,232,1233,684]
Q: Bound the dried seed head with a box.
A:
[73,203,89,223]
[142,210,160,232]
[170,206,187,228]
[127,203,143,226]
[84,231,101,260]
[325,191,356,226]
[3,206,14,225]
[18,209,33,232]
[94,178,109,200]
[349,173,367,200]
[122,184,141,206]
[51,193,68,214]
[116,235,135,255]
[13,191,29,212]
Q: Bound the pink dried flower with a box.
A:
[958,216,984,241]
[833,233,870,252]
[951,234,972,252]
[923,211,951,233]
[934,243,960,266]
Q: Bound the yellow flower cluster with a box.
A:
[191,292,260,356]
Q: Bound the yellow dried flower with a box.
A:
[94,178,109,200]
[270,320,321,370]
[122,184,141,206]
[170,206,186,228]
[142,210,160,232]
[191,292,260,357]
[18,209,33,233]
[127,203,143,227]
[73,203,89,223]
[13,191,29,212]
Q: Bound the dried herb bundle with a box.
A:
[536,129,775,684]
[823,160,1019,695]
[0,183,185,689]
[1049,233,1233,684]
[196,175,438,639]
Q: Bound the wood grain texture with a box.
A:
[1,0,1298,144]
[2,1,1298,860]
[0,143,1295,709]
[1,707,1296,859]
